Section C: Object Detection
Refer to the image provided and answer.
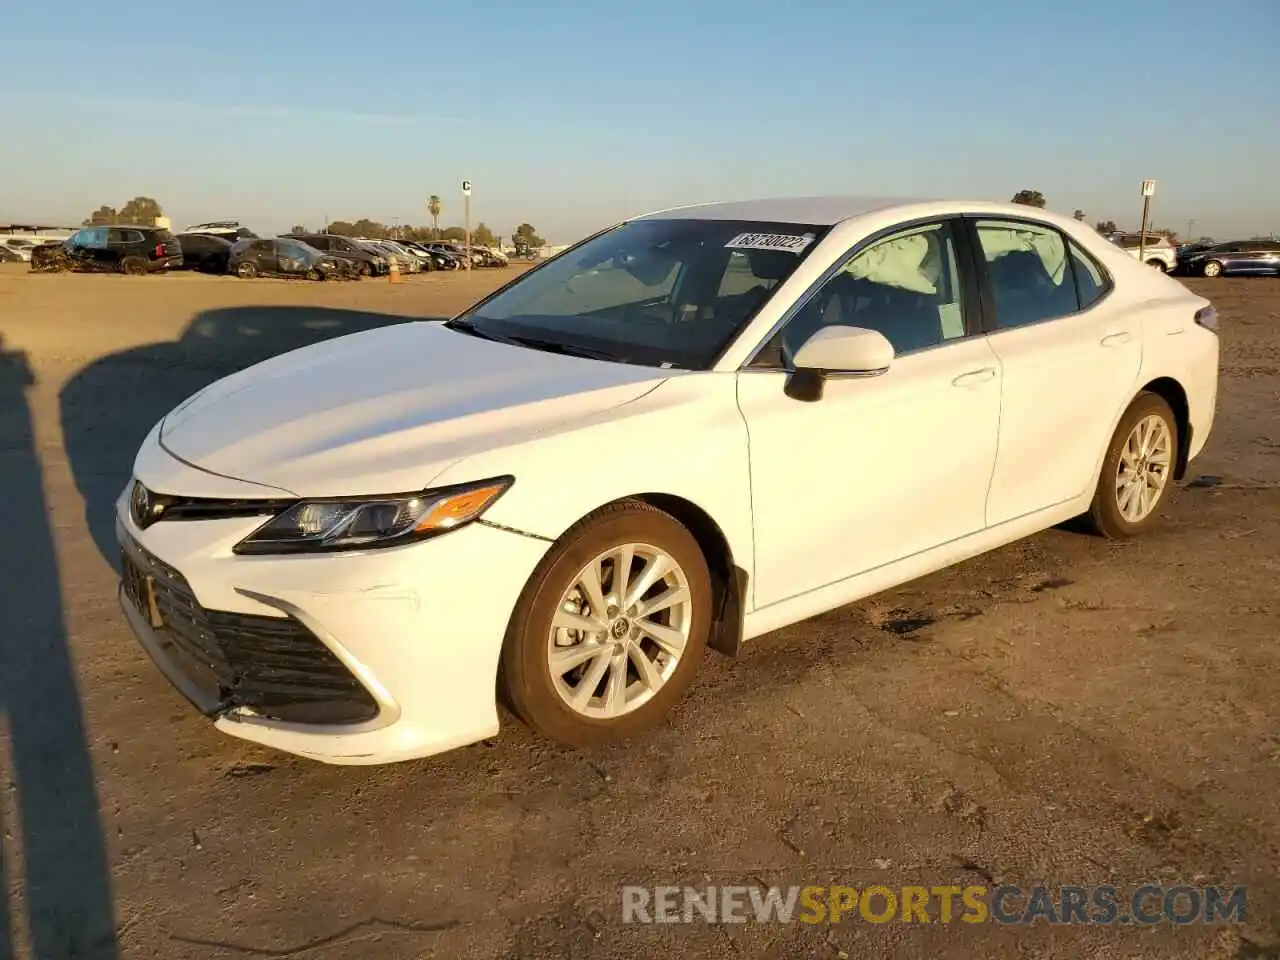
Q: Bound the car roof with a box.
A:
[633,195,1101,230]
[635,196,922,225]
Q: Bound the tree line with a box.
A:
[81,195,547,250]
[295,219,545,250]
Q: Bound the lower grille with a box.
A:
[120,537,379,725]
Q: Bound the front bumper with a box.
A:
[114,471,550,764]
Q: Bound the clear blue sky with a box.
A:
[1,0,1277,242]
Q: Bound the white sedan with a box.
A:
[116,197,1220,764]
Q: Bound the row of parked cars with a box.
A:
[8,220,509,280]
[1107,232,1280,277]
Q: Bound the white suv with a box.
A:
[1111,233,1177,273]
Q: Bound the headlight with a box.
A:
[233,476,512,554]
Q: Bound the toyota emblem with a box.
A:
[131,481,154,527]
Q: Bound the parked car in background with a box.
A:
[185,220,259,242]
[424,241,484,268]
[175,233,234,274]
[228,238,348,280]
[392,240,439,270]
[1110,233,1177,272]
[283,233,386,276]
[358,239,417,274]
[30,225,183,274]
[1178,239,1280,278]
[2,238,37,261]
[114,197,1218,764]
[380,240,424,273]
[0,245,23,263]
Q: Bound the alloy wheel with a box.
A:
[1115,414,1173,523]
[547,542,693,720]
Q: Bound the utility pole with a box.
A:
[1186,219,1196,242]
[462,180,472,273]
[1138,179,1156,264]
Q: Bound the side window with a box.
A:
[1068,241,1108,310]
[975,220,1078,330]
[757,220,968,365]
[307,236,330,250]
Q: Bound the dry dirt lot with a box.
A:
[1,264,1278,959]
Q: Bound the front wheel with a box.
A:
[1202,260,1224,278]
[500,501,712,746]
[236,261,258,279]
[1085,393,1178,539]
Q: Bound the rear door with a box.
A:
[969,218,1141,526]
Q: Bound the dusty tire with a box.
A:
[500,500,712,747]
[120,257,148,276]
[306,268,323,281]
[236,261,258,279]
[1085,392,1179,539]
[1146,259,1168,273]
[1202,260,1223,278]
[358,261,371,277]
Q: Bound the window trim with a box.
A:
[740,215,983,371]
[960,215,1115,336]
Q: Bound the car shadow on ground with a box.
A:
[2,335,118,958]
[60,306,432,568]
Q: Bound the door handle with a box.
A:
[1101,332,1132,347]
[952,367,997,387]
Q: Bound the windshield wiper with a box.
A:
[443,317,510,343]
[502,335,620,362]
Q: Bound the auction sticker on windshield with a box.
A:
[725,232,815,254]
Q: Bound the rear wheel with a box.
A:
[501,501,712,746]
[236,261,258,279]
[1146,258,1168,272]
[305,268,323,281]
[1202,260,1224,278]
[358,261,371,277]
[1085,393,1178,539]
[120,257,148,276]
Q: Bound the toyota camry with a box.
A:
[117,197,1220,764]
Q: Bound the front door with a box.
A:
[737,219,1002,609]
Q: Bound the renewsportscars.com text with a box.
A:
[621,884,1246,926]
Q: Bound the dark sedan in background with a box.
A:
[282,233,387,276]
[1178,239,1280,277]
[228,238,351,280]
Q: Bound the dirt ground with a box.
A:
[0,264,1277,959]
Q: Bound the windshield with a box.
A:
[452,218,829,369]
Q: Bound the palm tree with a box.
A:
[427,195,442,239]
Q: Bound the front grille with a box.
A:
[131,481,295,527]
[120,536,379,725]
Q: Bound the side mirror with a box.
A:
[786,326,894,402]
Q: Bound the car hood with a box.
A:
[158,321,671,497]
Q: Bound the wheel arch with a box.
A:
[554,493,748,658]
[1139,376,1192,480]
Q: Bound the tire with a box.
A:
[358,261,371,277]
[120,257,148,276]
[1146,259,1168,273]
[236,261,258,279]
[1084,392,1178,539]
[305,268,322,281]
[1202,260,1224,278]
[500,500,712,746]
